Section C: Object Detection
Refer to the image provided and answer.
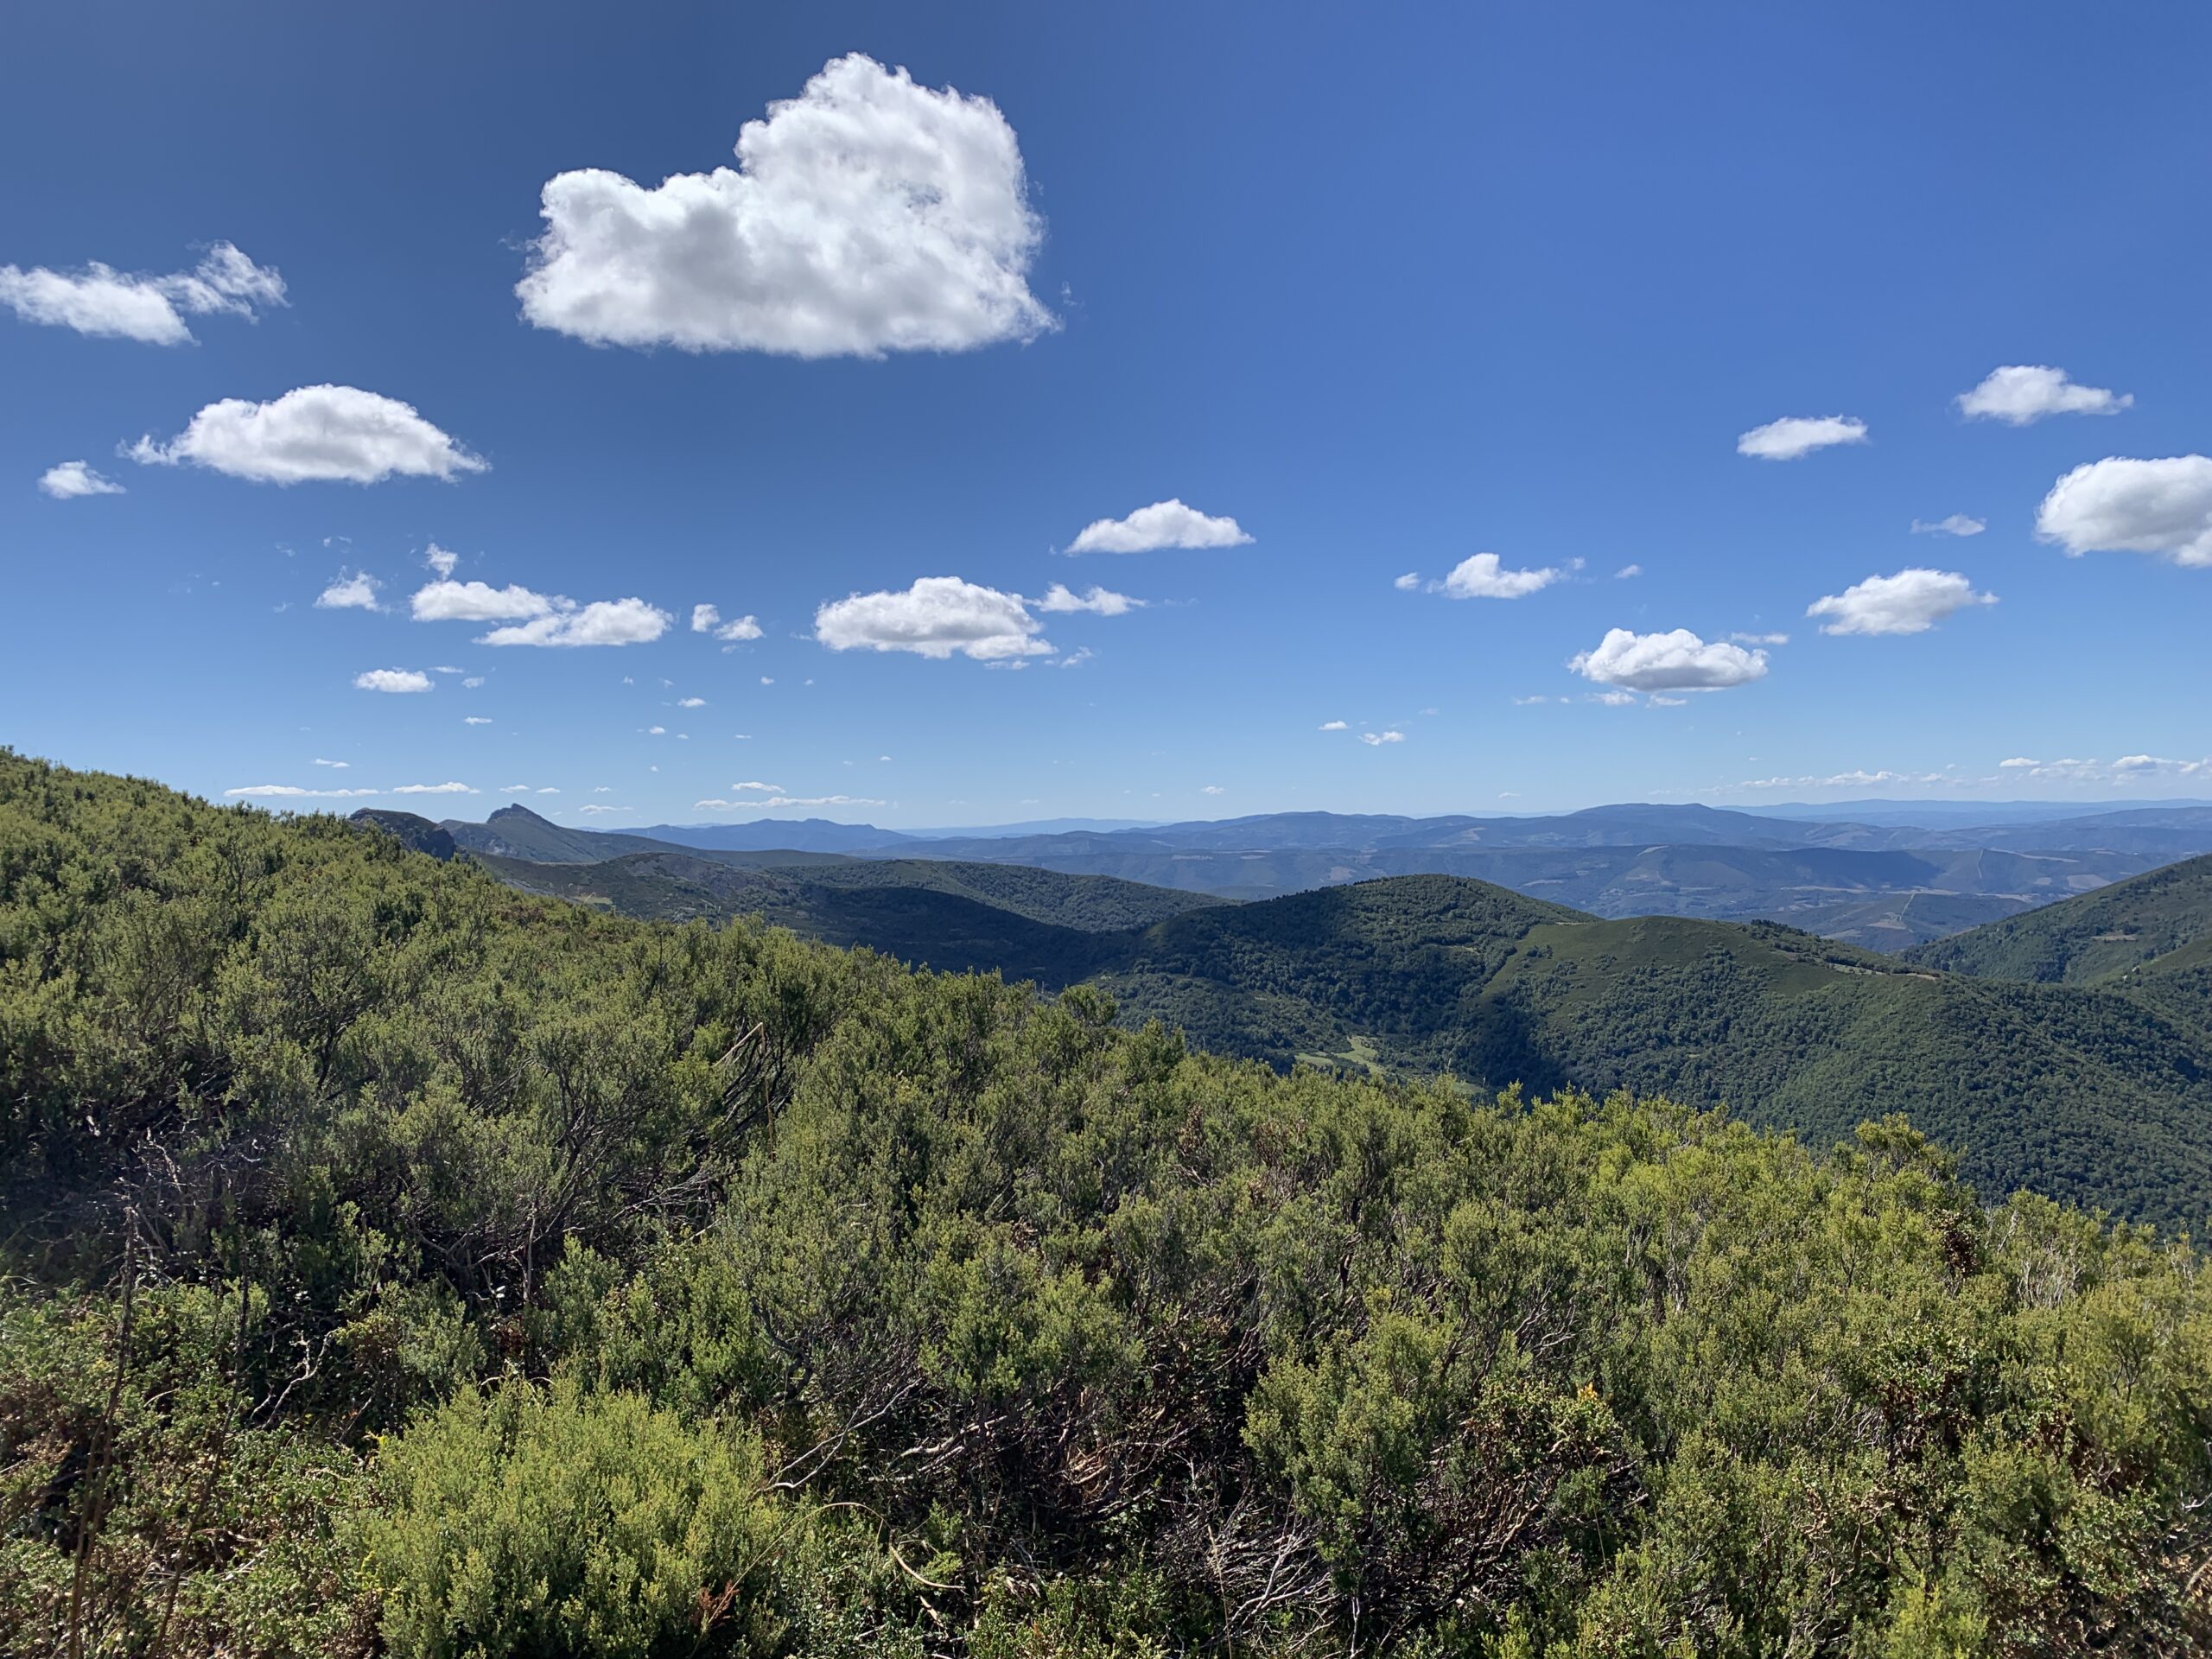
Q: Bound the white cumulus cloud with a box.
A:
[1033,582,1141,614]
[128,385,486,484]
[315,569,381,610]
[1435,552,1558,599]
[677,696,706,708]
[1570,628,1769,691]
[412,579,671,645]
[518,54,1050,359]
[816,575,1049,660]
[1319,720,1348,731]
[38,461,124,499]
[2035,455,2212,568]
[1807,569,1995,636]
[411,580,555,621]
[1359,730,1406,746]
[0,243,283,345]
[1066,499,1251,555]
[480,597,671,647]
[424,543,460,577]
[1736,415,1868,461]
[354,668,433,694]
[1956,365,2131,425]
[392,781,476,795]
[691,601,764,641]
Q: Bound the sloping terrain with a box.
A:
[471,849,1215,981]
[1904,852,2212,986]
[1087,876,2212,1225]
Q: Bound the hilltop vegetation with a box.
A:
[4,753,2211,1656]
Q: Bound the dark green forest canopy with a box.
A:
[3,750,2209,1657]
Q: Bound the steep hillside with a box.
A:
[351,808,458,861]
[1904,852,2212,986]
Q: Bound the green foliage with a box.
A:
[4,749,2211,1656]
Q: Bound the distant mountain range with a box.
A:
[415,799,2212,950]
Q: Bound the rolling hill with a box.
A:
[419,801,2212,948]
[448,822,2212,1226]
[1084,875,2212,1226]
[464,848,1217,982]
[1904,851,2212,987]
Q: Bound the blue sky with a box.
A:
[4,2,2208,827]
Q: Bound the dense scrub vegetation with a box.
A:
[3,751,2210,1656]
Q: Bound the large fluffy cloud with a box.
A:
[0,243,283,345]
[1066,499,1251,555]
[1807,569,1995,636]
[1735,415,1868,461]
[518,54,1050,358]
[410,579,671,645]
[480,598,672,648]
[1956,365,2130,425]
[816,576,1050,660]
[129,385,486,484]
[1435,552,1558,599]
[37,461,124,499]
[1570,628,1769,691]
[354,668,434,693]
[315,570,382,610]
[2035,455,2212,568]
[411,580,558,621]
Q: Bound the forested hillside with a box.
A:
[1905,852,2212,986]
[1089,878,2212,1227]
[4,753,2210,1657]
